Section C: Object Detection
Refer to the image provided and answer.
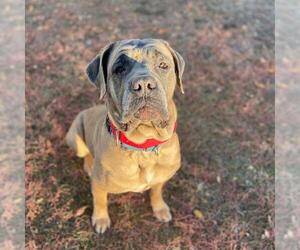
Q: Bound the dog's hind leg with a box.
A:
[84,153,93,177]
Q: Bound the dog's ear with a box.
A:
[86,43,115,100]
[162,41,185,94]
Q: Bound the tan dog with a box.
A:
[66,39,185,233]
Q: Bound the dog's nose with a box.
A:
[131,77,157,95]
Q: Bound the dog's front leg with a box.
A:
[91,181,110,234]
[150,182,172,222]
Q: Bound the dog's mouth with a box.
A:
[134,105,161,121]
[121,96,169,126]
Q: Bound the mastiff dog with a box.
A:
[66,38,185,233]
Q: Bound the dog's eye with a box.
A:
[114,65,126,75]
[158,62,169,70]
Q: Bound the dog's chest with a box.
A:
[100,139,179,193]
[125,161,157,192]
[138,163,155,182]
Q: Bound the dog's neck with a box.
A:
[107,100,177,144]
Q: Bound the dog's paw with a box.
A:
[153,204,172,222]
[92,215,111,234]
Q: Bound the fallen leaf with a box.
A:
[254,82,265,89]
[193,209,204,219]
[74,206,88,217]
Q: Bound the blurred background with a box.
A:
[0,0,24,249]
[26,0,274,249]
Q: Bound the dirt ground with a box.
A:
[25,0,274,249]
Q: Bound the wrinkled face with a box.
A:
[107,40,176,124]
[86,39,185,130]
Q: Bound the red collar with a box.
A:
[106,117,176,151]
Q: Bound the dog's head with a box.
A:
[86,39,185,131]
